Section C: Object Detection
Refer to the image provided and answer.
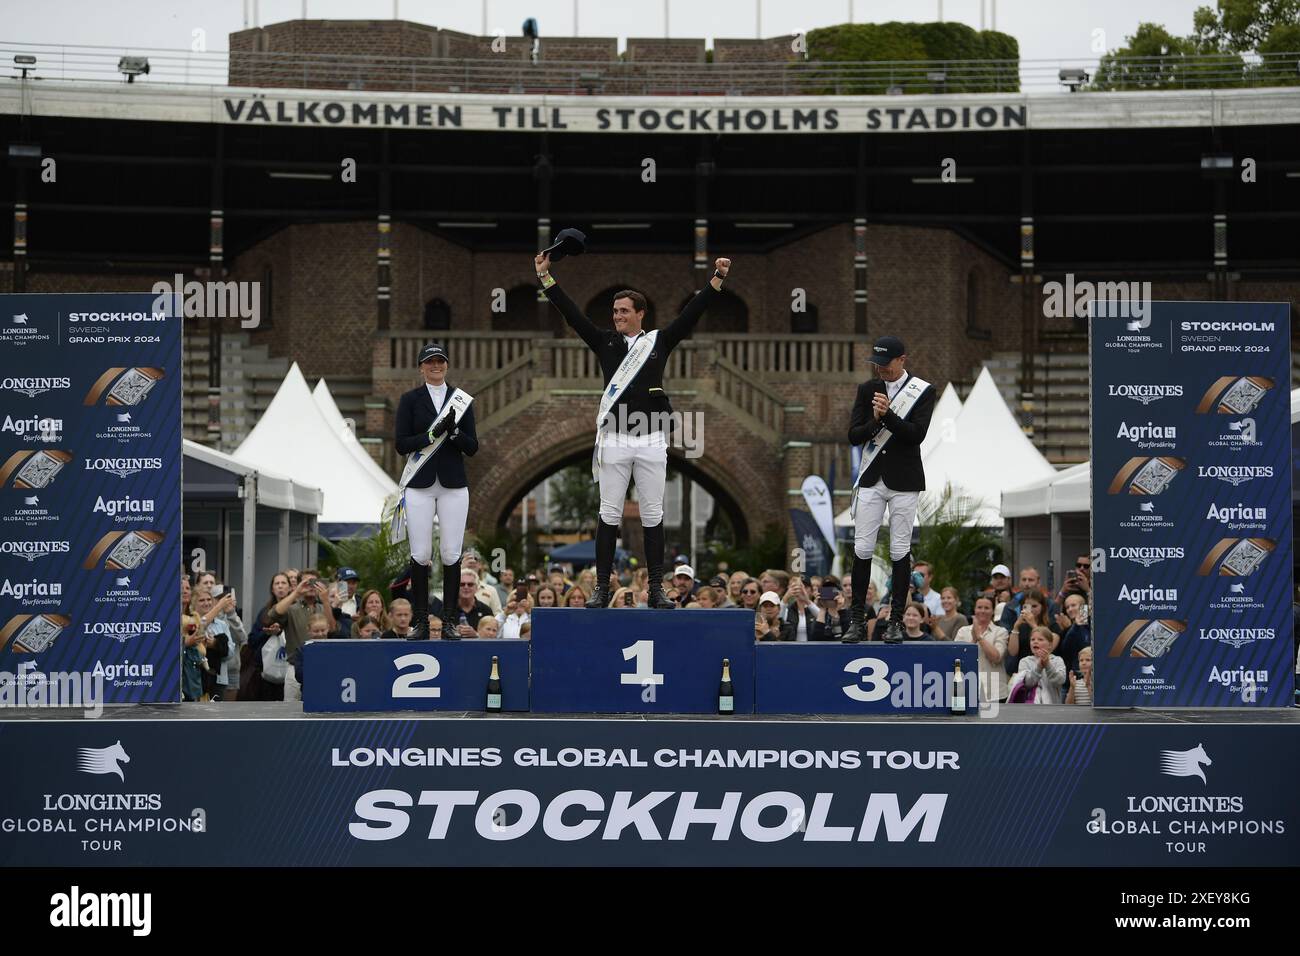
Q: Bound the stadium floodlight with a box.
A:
[1059,68,1088,91]
[14,54,36,79]
[523,16,540,64]
[118,56,150,82]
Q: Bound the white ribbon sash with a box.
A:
[849,374,930,520]
[382,388,474,544]
[591,330,659,482]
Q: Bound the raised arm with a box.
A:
[660,257,730,350]
[535,252,604,351]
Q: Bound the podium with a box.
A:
[301,638,530,713]
[529,608,755,714]
[755,641,979,714]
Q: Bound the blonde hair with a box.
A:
[1029,625,1054,646]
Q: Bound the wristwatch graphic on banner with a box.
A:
[83,367,165,406]
[1107,456,1186,496]
[1197,537,1276,577]
[0,614,71,654]
[83,530,165,571]
[1108,618,1186,658]
[0,449,73,489]
[1196,375,1274,415]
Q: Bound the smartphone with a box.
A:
[228,588,237,606]
[210,584,224,597]
[819,586,837,602]
[623,592,634,607]
[516,583,528,601]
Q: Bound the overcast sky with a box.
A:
[8,0,1210,60]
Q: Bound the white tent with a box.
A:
[312,378,400,492]
[235,362,397,537]
[1002,461,1090,517]
[919,382,963,461]
[922,367,1057,525]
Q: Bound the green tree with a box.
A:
[548,464,603,536]
[1193,0,1300,51]
[317,524,413,595]
[710,524,788,581]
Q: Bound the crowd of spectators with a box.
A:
[180,545,1093,706]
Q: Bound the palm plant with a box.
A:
[317,523,415,594]
[874,481,1003,601]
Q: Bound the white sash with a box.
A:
[591,330,659,482]
[382,388,474,544]
[849,374,931,520]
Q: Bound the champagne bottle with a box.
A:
[486,655,502,712]
[950,658,966,715]
[718,658,734,715]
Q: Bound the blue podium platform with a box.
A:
[755,641,980,714]
[529,608,755,714]
[302,639,530,713]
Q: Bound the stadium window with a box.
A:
[790,300,818,334]
[423,297,451,331]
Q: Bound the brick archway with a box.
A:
[465,409,781,544]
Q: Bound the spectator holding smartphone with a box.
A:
[499,592,532,639]
[265,570,336,702]
[1065,645,1093,705]
[1054,591,1092,674]
[1004,588,1059,678]
[783,575,826,641]
[244,571,292,701]
[191,587,236,701]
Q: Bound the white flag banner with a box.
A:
[800,475,836,553]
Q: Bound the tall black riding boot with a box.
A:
[643,522,675,609]
[440,558,462,640]
[586,521,619,608]
[883,552,912,644]
[408,560,430,640]
[842,553,873,643]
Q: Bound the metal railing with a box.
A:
[4,40,1298,94]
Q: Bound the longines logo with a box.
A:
[81,621,163,643]
[1108,546,1184,567]
[1158,744,1211,784]
[1107,384,1183,405]
[0,312,51,347]
[1199,628,1275,649]
[0,376,71,398]
[83,457,164,479]
[1207,417,1261,451]
[1196,465,1273,486]
[4,493,58,527]
[0,540,70,562]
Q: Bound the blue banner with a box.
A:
[302,639,531,712]
[755,642,980,714]
[0,294,181,704]
[789,508,832,577]
[530,608,755,713]
[0,718,1295,866]
[1089,301,1294,706]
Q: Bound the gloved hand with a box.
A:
[427,414,453,444]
